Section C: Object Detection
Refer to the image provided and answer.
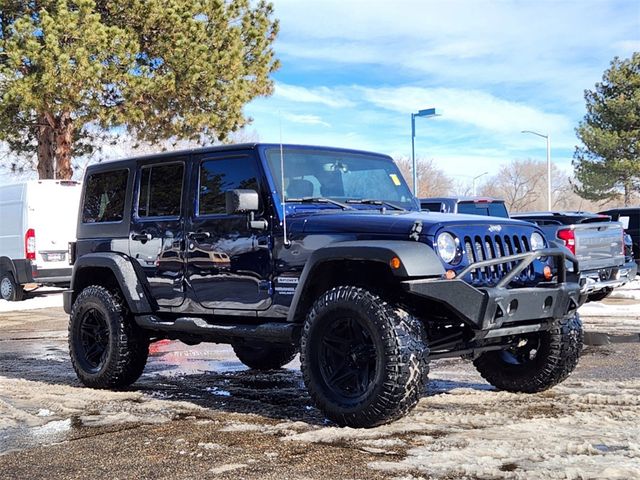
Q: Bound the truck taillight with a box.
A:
[557,228,575,255]
[25,228,36,260]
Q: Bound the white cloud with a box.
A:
[275,83,355,108]
[359,86,573,135]
[282,113,331,127]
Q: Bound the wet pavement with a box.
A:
[0,304,639,479]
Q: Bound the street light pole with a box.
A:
[521,130,551,210]
[472,171,489,196]
[411,108,439,196]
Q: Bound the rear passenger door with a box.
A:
[186,152,271,311]
[129,158,187,308]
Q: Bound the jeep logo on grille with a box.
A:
[488,225,502,232]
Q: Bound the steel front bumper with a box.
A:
[402,248,583,332]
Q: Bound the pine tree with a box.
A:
[572,53,640,206]
[0,0,279,179]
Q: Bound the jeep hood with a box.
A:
[288,210,537,238]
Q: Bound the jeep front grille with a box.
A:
[463,234,534,285]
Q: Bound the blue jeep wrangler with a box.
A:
[65,144,584,428]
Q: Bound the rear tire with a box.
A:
[232,342,297,370]
[473,314,583,393]
[0,272,24,302]
[69,285,149,389]
[301,286,429,428]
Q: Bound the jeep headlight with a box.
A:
[436,232,460,264]
[530,232,545,251]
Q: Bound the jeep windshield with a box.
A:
[264,147,419,211]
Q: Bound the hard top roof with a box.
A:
[85,143,393,172]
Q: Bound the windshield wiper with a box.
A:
[286,197,354,210]
[346,199,406,211]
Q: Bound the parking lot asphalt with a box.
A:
[0,297,638,479]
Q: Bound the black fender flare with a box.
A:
[286,240,444,322]
[66,252,152,314]
[0,257,16,277]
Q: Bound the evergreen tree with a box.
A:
[572,53,640,206]
[0,0,279,179]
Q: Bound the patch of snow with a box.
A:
[0,289,63,312]
[0,376,205,435]
[198,442,222,450]
[208,463,247,475]
[205,386,232,397]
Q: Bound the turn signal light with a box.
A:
[445,270,456,280]
[389,257,401,269]
[543,265,552,281]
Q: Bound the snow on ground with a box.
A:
[610,277,640,301]
[273,375,640,480]
[0,288,63,313]
[0,377,205,433]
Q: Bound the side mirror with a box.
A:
[225,189,259,214]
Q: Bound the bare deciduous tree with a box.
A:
[394,156,453,197]
[478,159,572,213]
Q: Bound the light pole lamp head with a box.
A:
[416,108,440,117]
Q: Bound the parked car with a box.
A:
[598,207,640,267]
[511,211,637,302]
[0,180,81,301]
[420,197,509,218]
[65,143,584,428]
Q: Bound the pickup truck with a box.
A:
[420,197,509,218]
[511,211,637,301]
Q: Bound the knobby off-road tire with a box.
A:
[0,272,24,302]
[69,285,149,389]
[301,286,429,428]
[473,314,583,393]
[232,342,298,370]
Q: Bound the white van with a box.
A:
[0,180,81,301]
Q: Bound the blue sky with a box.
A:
[245,0,640,186]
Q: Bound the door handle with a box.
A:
[132,232,152,242]
[188,231,211,241]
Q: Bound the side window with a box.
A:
[82,169,128,223]
[198,156,261,215]
[138,162,184,218]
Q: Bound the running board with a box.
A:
[135,315,300,345]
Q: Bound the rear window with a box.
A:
[458,202,509,218]
[421,202,443,212]
[82,169,128,223]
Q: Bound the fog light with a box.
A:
[543,266,552,281]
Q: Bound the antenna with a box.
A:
[279,112,290,246]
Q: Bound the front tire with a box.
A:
[232,342,297,370]
[301,286,429,428]
[1,272,24,302]
[69,285,149,389]
[473,314,583,393]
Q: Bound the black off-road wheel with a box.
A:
[301,286,429,428]
[232,342,298,370]
[69,285,149,389]
[473,314,583,393]
[1,272,24,302]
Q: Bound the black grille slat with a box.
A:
[459,231,533,286]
